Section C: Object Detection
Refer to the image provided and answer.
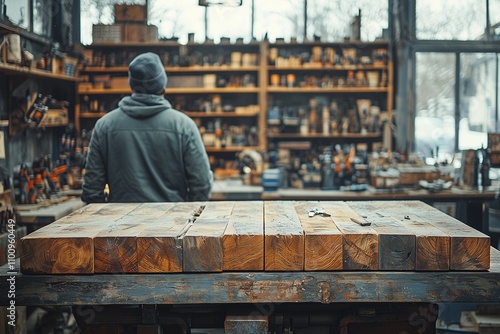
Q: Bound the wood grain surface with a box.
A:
[19,200,491,274]
[223,201,264,271]
[321,202,378,270]
[264,201,304,271]
[352,201,451,271]
[138,202,203,273]
[295,201,342,271]
[183,201,234,272]
[402,201,490,271]
[347,202,416,271]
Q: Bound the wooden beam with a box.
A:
[351,201,450,271]
[347,202,416,271]
[183,201,234,272]
[321,202,378,270]
[94,203,163,273]
[137,202,203,273]
[20,203,113,274]
[295,201,342,271]
[264,201,304,271]
[223,201,264,271]
[404,201,490,271]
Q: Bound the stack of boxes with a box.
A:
[92,5,158,43]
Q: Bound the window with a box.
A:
[4,0,30,29]
[415,52,456,160]
[459,53,495,150]
[81,0,388,45]
[416,0,487,40]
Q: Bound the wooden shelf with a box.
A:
[80,112,106,118]
[87,41,262,49]
[268,40,390,47]
[206,146,260,153]
[88,42,181,48]
[184,111,259,118]
[78,87,260,95]
[0,62,80,82]
[81,66,260,73]
[267,133,382,139]
[268,65,388,71]
[267,87,388,93]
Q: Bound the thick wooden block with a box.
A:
[347,202,416,271]
[183,202,234,272]
[94,203,164,273]
[321,202,378,270]
[21,223,95,274]
[20,204,114,274]
[264,201,304,271]
[223,201,264,271]
[355,201,450,271]
[295,201,342,271]
[406,201,490,271]
[137,202,203,273]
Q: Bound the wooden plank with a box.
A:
[294,201,342,271]
[347,202,416,271]
[137,202,203,273]
[16,199,86,224]
[320,202,378,270]
[351,201,450,271]
[403,201,490,271]
[21,222,95,274]
[183,201,234,272]
[264,201,304,271]
[223,201,264,271]
[93,203,167,273]
[20,204,115,274]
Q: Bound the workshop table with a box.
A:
[1,247,500,305]
[3,200,499,333]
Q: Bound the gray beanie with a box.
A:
[128,52,167,94]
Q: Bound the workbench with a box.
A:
[2,200,500,333]
[1,250,499,333]
[15,197,86,229]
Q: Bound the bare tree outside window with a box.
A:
[80,0,388,44]
[416,0,486,40]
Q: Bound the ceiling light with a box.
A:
[198,0,242,6]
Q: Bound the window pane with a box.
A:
[81,1,389,44]
[5,0,30,29]
[306,0,388,42]
[148,0,205,44]
[416,0,487,40]
[490,0,500,38]
[415,53,456,160]
[254,0,304,42]
[459,53,494,150]
[80,0,146,45]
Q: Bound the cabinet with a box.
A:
[76,40,392,177]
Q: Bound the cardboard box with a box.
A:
[92,24,122,43]
[123,24,158,42]
[114,5,147,23]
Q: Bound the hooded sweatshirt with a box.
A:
[82,94,213,203]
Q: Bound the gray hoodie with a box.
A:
[82,93,213,203]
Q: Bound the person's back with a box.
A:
[82,52,213,203]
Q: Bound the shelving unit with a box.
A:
[76,40,392,174]
[263,40,393,153]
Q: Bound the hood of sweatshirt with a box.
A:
[119,93,172,119]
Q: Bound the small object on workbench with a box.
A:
[350,217,371,226]
[308,208,331,217]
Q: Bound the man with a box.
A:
[82,52,213,203]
